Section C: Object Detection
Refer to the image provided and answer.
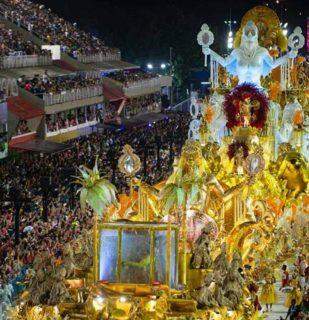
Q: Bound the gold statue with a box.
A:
[278,151,308,198]
[190,225,213,269]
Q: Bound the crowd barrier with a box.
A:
[43,85,103,106]
[77,51,121,63]
[0,54,52,69]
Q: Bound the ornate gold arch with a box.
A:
[234,6,288,52]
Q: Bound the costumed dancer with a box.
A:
[281,264,290,290]
[285,275,302,308]
[259,273,276,312]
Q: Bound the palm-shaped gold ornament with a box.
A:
[75,158,118,281]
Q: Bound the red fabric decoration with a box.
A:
[224,83,269,129]
[228,141,249,159]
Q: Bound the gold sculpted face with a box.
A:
[182,139,203,166]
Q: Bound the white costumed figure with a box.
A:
[275,99,304,151]
[203,20,296,87]
[208,92,226,143]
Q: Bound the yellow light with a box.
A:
[119,296,127,303]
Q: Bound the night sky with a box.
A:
[33,0,307,62]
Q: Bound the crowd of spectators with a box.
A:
[0,112,190,294]
[46,105,99,132]
[103,102,119,124]
[18,73,103,98]
[0,24,50,57]
[125,93,161,117]
[108,69,158,87]
[0,0,119,58]
[44,93,162,133]
[15,119,30,135]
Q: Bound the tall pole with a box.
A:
[143,145,148,178]
[169,46,173,106]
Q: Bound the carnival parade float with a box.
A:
[7,6,308,320]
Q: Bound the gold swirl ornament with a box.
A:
[118,144,141,177]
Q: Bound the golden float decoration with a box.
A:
[234,6,288,52]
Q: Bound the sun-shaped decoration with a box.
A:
[118,144,141,177]
[288,27,305,51]
[197,24,215,65]
[234,6,288,52]
[197,23,214,48]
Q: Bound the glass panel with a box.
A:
[121,229,150,283]
[99,229,118,282]
[154,230,167,284]
[170,230,177,288]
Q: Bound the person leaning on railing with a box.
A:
[20,74,103,102]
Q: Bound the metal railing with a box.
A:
[123,76,172,97]
[77,51,121,63]
[43,85,103,106]
[0,54,52,69]
[170,98,191,112]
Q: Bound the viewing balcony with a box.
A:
[0,54,52,69]
[42,85,103,106]
[104,75,172,98]
[18,84,104,115]
[76,51,121,64]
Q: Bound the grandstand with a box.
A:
[0,0,172,150]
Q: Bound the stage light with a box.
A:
[228,31,233,37]
[160,63,166,69]
[283,22,288,28]
[283,29,288,36]
[119,296,127,303]
[147,63,153,70]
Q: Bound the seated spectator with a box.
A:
[15,120,30,135]
[0,23,50,57]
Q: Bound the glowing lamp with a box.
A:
[93,295,105,311]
